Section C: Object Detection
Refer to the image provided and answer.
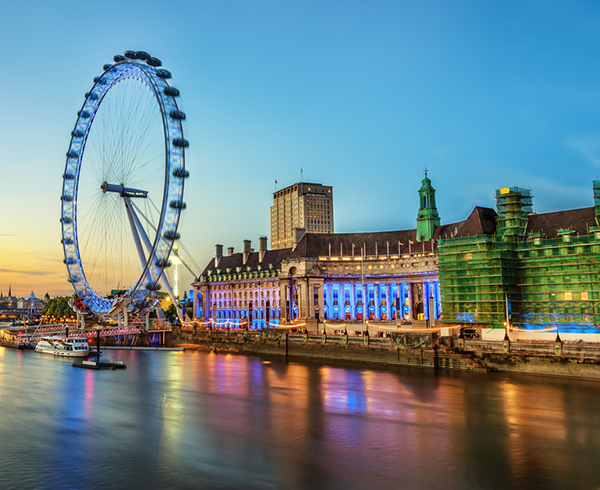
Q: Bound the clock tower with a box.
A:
[416,169,441,242]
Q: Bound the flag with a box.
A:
[409,240,414,244]
[275,179,277,184]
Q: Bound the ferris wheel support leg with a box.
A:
[124,198,148,269]
[126,199,183,320]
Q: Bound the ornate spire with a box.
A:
[416,169,441,242]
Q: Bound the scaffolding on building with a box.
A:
[594,180,600,226]
[439,185,600,332]
[496,186,533,238]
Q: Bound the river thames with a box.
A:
[1,348,600,490]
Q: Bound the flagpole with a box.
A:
[361,254,365,326]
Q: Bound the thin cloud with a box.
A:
[0,268,55,276]
[566,135,600,168]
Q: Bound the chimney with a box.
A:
[259,236,268,262]
[227,247,234,256]
[215,244,223,267]
[243,239,252,265]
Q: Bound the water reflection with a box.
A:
[1,348,600,489]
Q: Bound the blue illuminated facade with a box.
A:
[193,236,443,330]
[316,277,440,321]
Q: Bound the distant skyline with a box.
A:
[2,1,600,297]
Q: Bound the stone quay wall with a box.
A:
[456,338,600,379]
[167,329,488,373]
[167,328,600,379]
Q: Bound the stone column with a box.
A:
[305,278,311,319]
[297,283,302,319]
[386,282,393,320]
[408,283,414,320]
[317,280,325,321]
[326,283,332,320]
[193,286,201,319]
[308,282,314,319]
[351,283,356,320]
[280,283,288,322]
[374,283,380,320]
[203,286,210,322]
[299,279,310,320]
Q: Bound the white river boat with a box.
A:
[35,337,90,358]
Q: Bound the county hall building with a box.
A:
[192,173,494,331]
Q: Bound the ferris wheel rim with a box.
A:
[60,52,188,315]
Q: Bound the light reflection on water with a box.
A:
[0,348,600,489]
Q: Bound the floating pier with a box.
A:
[72,359,126,370]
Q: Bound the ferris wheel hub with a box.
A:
[101,181,148,198]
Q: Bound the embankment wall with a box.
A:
[167,329,600,379]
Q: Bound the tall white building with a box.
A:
[270,182,334,250]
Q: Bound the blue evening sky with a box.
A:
[1,0,600,296]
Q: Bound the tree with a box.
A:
[43,297,75,319]
[164,304,178,323]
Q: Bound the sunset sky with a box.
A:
[1,0,600,298]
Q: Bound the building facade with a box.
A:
[270,182,334,250]
[193,173,494,332]
[193,238,287,329]
[438,181,600,338]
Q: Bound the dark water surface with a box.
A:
[1,348,600,490]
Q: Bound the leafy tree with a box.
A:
[43,297,75,319]
[163,304,178,323]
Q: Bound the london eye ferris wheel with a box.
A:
[60,50,189,316]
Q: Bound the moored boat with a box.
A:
[35,336,90,357]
